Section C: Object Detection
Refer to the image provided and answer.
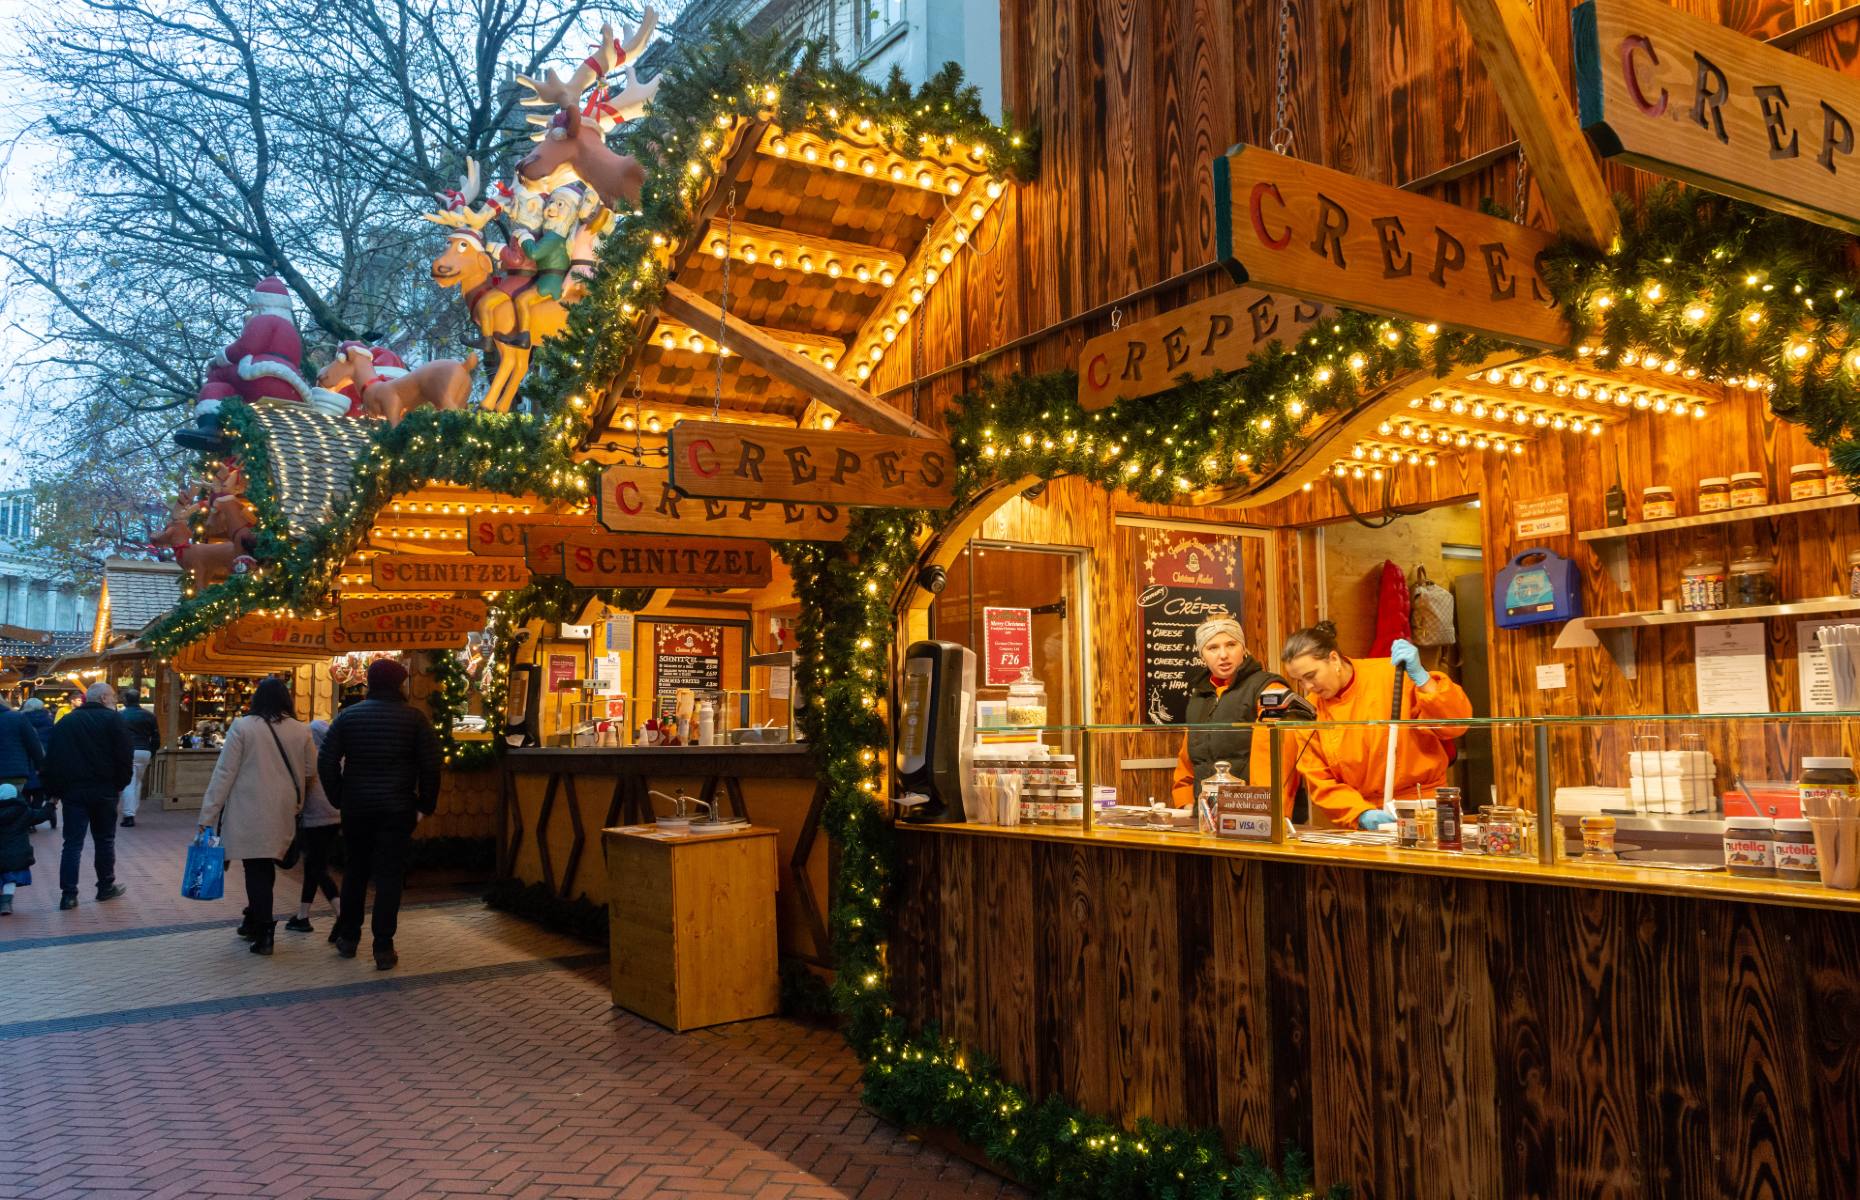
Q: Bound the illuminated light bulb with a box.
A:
[881,326,896,343]
[1348,353,1367,372]
[890,164,905,181]
[1351,466,1365,480]
[1620,349,1640,366]
[712,241,728,258]
[1574,383,1592,399]
[869,344,884,362]
[659,332,676,350]
[1418,428,1434,444]
[651,233,666,247]
[1530,376,1548,394]
[1371,467,1385,481]
[1370,448,1385,462]
[645,416,662,433]
[770,249,786,269]
[1790,341,1813,361]
[1383,329,1402,346]
[1633,394,1651,410]
[986,180,1004,198]
[1315,367,1335,384]
[910,286,925,304]
[1652,397,1670,414]
[939,246,955,264]
[1685,304,1708,323]
[1591,422,1605,436]
[1662,359,1679,375]
[1644,281,1665,303]
[924,267,939,284]
[741,245,757,264]
[1472,402,1487,419]
[1352,445,1366,460]
[1474,436,1490,450]
[1552,381,1570,397]
[1397,424,1414,439]
[1429,396,1447,412]
[1425,456,1439,469]
[1745,309,1764,325]
[830,151,848,170]
[916,169,934,187]
[1693,404,1708,419]
[686,333,704,352]
[855,265,871,283]
[1487,369,1507,384]
[1577,344,1595,357]
[1378,421,1393,435]
[947,177,962,194]
[1532,412,1550,428]
[969,202,985,220]
[1333,464,1348,478]
[826,259,842,278]
[1551,415,1567,431]
[1510,442,1524,456]
[686,160,703,177]
[858,158,876,177]
[953,226,969,244]
[803,144,819,161]
[1408,452,1421,465]
[856,363,872,380]
[1593,292,1614,309]
[620,414,637,431]
[1449,397,1468,414]
[1847,351,1860,373]
[880,269,895,286]
[1684,367,1700,379]
[764,86,779,104]
[895,306,910,323]
[820,355,836,370]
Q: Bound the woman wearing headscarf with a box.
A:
[1170,615,1309,813]
[197,677,319,956]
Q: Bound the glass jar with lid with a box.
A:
[1679,548,1728,612]
[1482,805,1523,856]
[1198,760,1243,835]
[1790,462,1828,500]
[1697,477,1730,513]
[1641,485,1677,521]
[1729,546,1781,607]
[1729,471,1768,508]
[1005,666,1048,728]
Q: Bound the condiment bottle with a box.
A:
[1435,787,1463,851]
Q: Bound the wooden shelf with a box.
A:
[1555,596,1860,679]
[1577,492,1859,542]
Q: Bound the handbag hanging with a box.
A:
[264,720,306,869]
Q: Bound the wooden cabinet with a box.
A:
[602,824,779,1031]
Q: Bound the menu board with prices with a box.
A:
[1137,532,1245,725]
[654,624,723,692]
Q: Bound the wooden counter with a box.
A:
[891,822,1860,1199]
[500,745,829,962]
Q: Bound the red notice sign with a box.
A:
[982,607,1034,687]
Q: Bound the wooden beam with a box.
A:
[647,319,844,366]
[1453,0,1621,251]
[840,174,1006,386]
[659,280,936,439]
[755,124,987,195]
[697,218,907,284]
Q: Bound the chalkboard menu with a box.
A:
[1138,533,1244,725]
[654,623,723,692]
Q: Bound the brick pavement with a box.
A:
[0,815,1026,1199]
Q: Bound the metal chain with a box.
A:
[713,187,736,419]
[1513,146,1529,225]
[629,374,645,462]
[1270,0,1293,154]
[912,222,928,423]
[1111,305,1123,331]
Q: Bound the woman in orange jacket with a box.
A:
[1279,620,1472,830]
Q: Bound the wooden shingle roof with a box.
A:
[250,405,376,537]
[99,558,183,634]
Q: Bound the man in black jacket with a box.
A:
[318,658,440,969]
[117,689,161,827]
[43,682,134,909]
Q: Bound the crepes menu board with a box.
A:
[1138,532,1244,725]
[654,623,723,692]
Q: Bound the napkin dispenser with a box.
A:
[894,640,975,824]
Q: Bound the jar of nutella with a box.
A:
[1723,816,1775,876]
[1053,786,1085,826]
[1641,485,1677,521]
[1790,462,1827,500]
[1774,818,1821,882]
[1798,756,1856,818]
[1697,477,1731,513]
[1729,472,1768,508]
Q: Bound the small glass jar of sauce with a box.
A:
[1580,814,1617,861]
[1729,472,1768,508]
[1790,462,1827,500]
[1798,756,1857,817]
[1775,818,1820,881]
[1723,816,1776,877]
[1641,485,1677,521]
[1697,477,1731,513]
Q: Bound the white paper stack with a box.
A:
[1818,625,1860,708]
[1553,786,1630,814]
[1626,749,1715,813]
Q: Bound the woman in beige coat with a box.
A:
[198,677,319,956]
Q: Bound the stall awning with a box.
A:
[92,558,184,654]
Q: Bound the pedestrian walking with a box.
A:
[23,697,56,829]
[118,689,161,828]
[42,682,134,910]
[285,717,342,933]
[0,783,55,915]
[0,698,46,796]
[197,677,318,956]
[318,659,439,970]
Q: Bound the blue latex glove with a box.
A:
[1390,638,1429,689]
[1359,809,1396,831]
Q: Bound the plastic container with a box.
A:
[1640,485,1677,521]
[1729,471,1767,508]
[1723,816,1776,876]
[1775,818,1821,881]
[1728,554,1780,607]
[1697,477,1730,513]
[1580,814,1618,861]
[1790,462,1827,500]
[1679,555,1728,612]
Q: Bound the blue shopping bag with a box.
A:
[181,828,225,901]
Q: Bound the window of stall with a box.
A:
[927,540,1091,733]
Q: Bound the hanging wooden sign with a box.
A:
[523,524,574,575]
[597,463,850,540]
[1213,142,1573,349]
[371,555,532,591]
[220,616,331,655]
[333,597,486,650]
[1573,0,1860,233]
[468,510,592,555]
[1078,288,1328,411]
[560,531,774,589]
[666,421,955,509]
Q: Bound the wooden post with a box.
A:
[659,281,938,440]
[1454,0,1621,251]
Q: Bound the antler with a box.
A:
[516,8,656,113]
[617,8,658,63]
[424,157,496,232]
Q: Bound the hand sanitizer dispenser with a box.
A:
[894,640,975,824]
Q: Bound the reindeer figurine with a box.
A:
[319,342,478,427]
[515,10,660,208]
[150,498,257,589]
[427,161,566,412]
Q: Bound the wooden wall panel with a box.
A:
[892,830,1860,1198]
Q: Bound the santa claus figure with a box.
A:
[229,276,310,404]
